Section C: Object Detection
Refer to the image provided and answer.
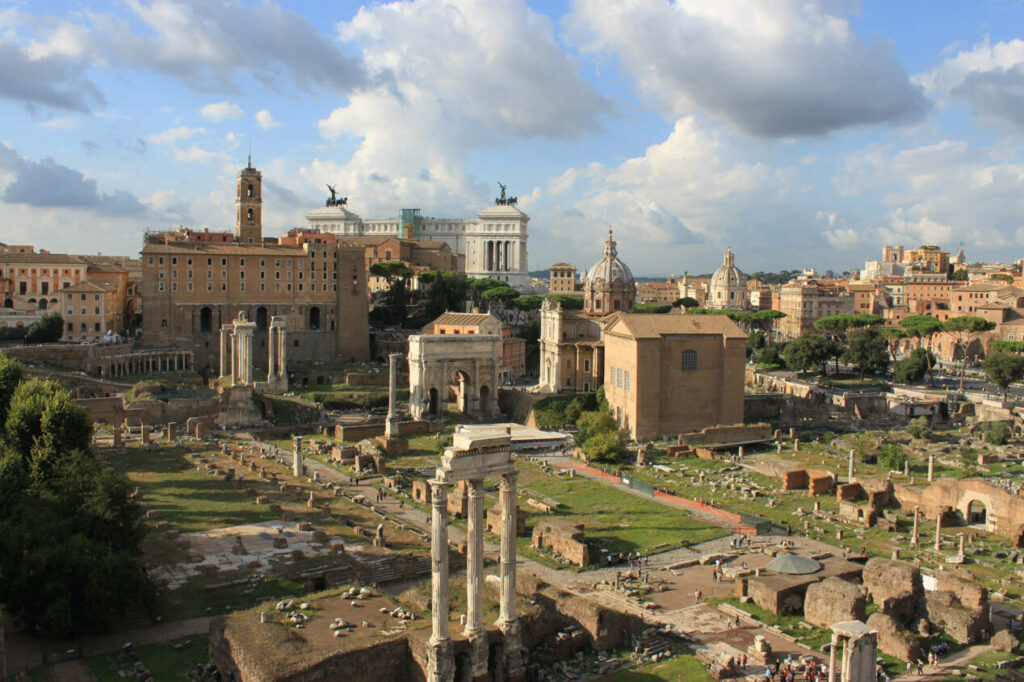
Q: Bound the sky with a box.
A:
[2,1,1024,277]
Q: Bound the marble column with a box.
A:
[911,506,919,547]
[428,479,453,682]
[386,353,401,439]
[848,449,855,481]
[236,322,255,386]
[499,471,524,678]
[827,633,838,682]
[465,480,487,678]
[935,511,943,551]
[959,533,966,557]
[267,321,278,379]
[928,454,935,483]
[292,436,304,478]
[277,323,287,381]
[230,332,239,386]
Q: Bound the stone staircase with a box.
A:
[631,626,674,661]
[358,554,432,585]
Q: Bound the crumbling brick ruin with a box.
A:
[531,519,589,567]
[803,577,867,627]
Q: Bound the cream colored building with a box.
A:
[538,230,635,392]
[61,281,120,341]
[777,273,854,339]
[603,314,746,441]
[708,248,748,311]
[548,263,577,294]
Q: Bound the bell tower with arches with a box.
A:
[236,156,263,244]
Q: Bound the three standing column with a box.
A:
[499,471,524,678]
[465,480,487,679]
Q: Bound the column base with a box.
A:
[466,629,489,681]
[499,619,525,682]
[427,637,454,682]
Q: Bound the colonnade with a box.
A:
[102,351,193,378]
[266,316,288,391]
[486,239,519,272]
[219,312,256,386]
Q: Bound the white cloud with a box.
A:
[917,37,1024,131]
[308,0,609,220]
[200,101,243,121]
[254,109,280,129]
[566,0,928,137]
[40,116,79,129]
[147,126,206,146]
[172,146,228,164]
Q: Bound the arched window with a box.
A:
[247,183,253,198]
[256,306,268,330]
[309,306,321,330]
[682,350,698,370]
[247,208,254,223]
[199,306,213,333]
[38,298,47,310]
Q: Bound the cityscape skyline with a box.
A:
[2,1,1024,276]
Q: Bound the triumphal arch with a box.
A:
[428,428,523,682]
[408,334,501,421]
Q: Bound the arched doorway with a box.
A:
[199,307,213,333]
[967,500,987,525]
[451,370,471,413]
[479,384,490,415]
[309,306,321,330]
[256,306,268,330]
[2,299,11,308]
[428,387,439,417]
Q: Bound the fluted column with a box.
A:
[935,511,943,551]
[386,352,401,438]
[292,435,304,478]
[428,479,453,682]
[499,471,524,678]
[267,323,278,380]
[230,332,239,386]
[465,479,487,679]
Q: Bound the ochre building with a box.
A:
[603,313,746,441]
[140,161,369,375]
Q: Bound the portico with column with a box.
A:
[428,428,523,682]
[266,315,288,391]
[218,311,257,386]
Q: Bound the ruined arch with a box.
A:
[966,499,987,526]
[408,333,501,421]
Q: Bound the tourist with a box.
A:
[917,658,924,675]
[694,589,702,603]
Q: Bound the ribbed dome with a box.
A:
[710,248,746,290]
[586,229,634,288]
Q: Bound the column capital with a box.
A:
[467,478,484,498]
[499,471,518,491]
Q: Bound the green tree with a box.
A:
[673,297,700,310]
[468,277,508,310]
[880,327,907,362]
[595,385,608,411]
[991,273,1015,283]
[0,352,25,427]
[5,378,93,479]
[757,345,782,368]
[576,410,618,445]
[899,315,944,384]
[949,269,968,282]
[581,429,626,463]
[815,313,882,372]
[25,312,63,343]
[842,328,890,379]
[906,416,933,440]
[992,340,1024,353]
[983,351,1024,401]
[418,270,471,319]
[878,443,906,471]
[943,316,997,392]
[369,261,414,325]
[982,421,1011,445]
[544,294,584,310]
[783,335,830,374]
[893,349,929,385]
[635,303,672,313]
[747,330,767,353]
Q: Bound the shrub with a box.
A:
[24,313,63,344]
[878,443,906,471]
[906,417,932,440]
[581,429,626,462]
[982,421,1011,446]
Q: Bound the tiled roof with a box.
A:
[0,253,86,265]
[142,243,309,255]
[429,312,497,327]
[607,313,746,339]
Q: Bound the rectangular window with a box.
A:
[624,371,630,392]
[584,359,590,373]
[187,282,193,291]
[221,283,226,291]
[682,350,698,370]
[94,307,99,314]
[240,258,246,266]
[171,282,177,292]
[158,282,165,292]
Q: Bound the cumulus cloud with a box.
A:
[91,0,366,94]
[254,109,280,129]
[200,101,243,121]
[0,35,104,112]
[0,143,146,215]
[566,0,929,137]
[308,0,609,219]
[918,37,1024,131]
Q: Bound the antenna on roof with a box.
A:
[247,138,252,169]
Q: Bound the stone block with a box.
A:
[804,577,867,627]
[863,558,923,626]
[867,613,921,662]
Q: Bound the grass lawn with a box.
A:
[104,445,281,532]
[153,575,306,621]
[85,634,209,682]
[595,654,711,681]
[948,650,1024,681]
[522,473,728,557]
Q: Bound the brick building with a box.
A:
[139,161,369,376]
[777,273,854,339]
[603,313,746,441]
[548,263,578,294]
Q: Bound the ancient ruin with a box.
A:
[408,332,501,420]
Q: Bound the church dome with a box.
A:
[709,248,748,310]
[583,229,635,315]
[586,229,634,289]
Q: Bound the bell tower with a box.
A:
[236,156,262,244]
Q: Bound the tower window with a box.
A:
[247,183,253,198]
[682,350,698,370]
[247,208,253,222]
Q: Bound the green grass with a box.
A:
[104,445,281,532]
[595,654,712,681]
[84,634,209,682]
[706,597,831,650]
[523,475,728,557]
